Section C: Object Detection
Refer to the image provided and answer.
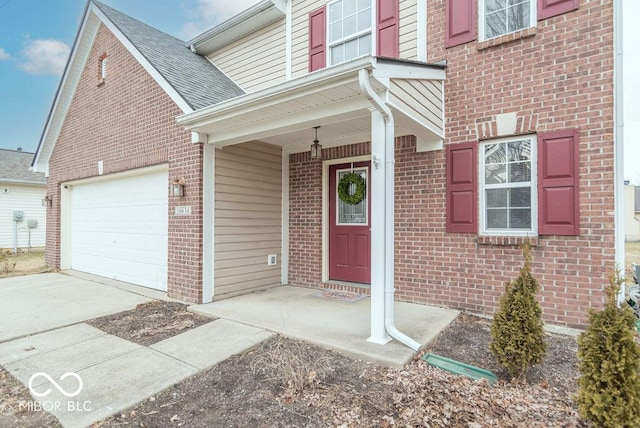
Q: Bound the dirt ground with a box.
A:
[627,241,640,279]
[0,249,50,278]
[86,300,214,346]
[0,300,586,428]
[84,309,583,428]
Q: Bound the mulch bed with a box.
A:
[86,300,214,346]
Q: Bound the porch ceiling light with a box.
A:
[310,126,322,160]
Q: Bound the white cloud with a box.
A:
[181,0,262,40]
[19,39,70,76]
[0,48,9,60]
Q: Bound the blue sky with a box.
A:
[0,0,638,181]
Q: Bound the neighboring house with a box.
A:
[627,184,640,241]
[0,149,46,250]
[32,0,619,337]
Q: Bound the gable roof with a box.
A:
[93,1,244,110]
[0,149,46,185]
[32,1,244,172]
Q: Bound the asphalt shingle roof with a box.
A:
[93,1,245,111]
[0,149,46,184]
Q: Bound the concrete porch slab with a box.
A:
[190,286,459,368]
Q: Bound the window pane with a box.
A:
[487,189,508,208]
[486,10,507,39]
[343,13,357,35]
[343,0,356,16]
[509,162,531,182]
[344,38,358,61]
[358,9,371,31]
[331,45,344,64]
[330,21,343,42]
[486,164,506,184]
[485,143,505,165]
[508,2,530,32]
[359,34,372,55]
[510,188,530,208]
[329,1,342,22]
[486,0,506,13]
[338,169,367,224]
[358,0,370,10]
[510,209,531,229]
[507,140,530,161]
[487,209,508,229]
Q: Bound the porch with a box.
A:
[190,285,459,368]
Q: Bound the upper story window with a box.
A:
[480,136,537,235]
[479,0,536,41]
[328,0,372,65]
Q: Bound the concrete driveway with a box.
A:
[0,272,272,428]
[0,273,150,343]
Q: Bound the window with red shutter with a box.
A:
[538,0,578,21]
[377,0,399,58]
[446,0,476,48]
[309,7,326,72]
[537,128,580,236]
[446,142,478,233]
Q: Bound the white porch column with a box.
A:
[202,143,215,303]
[368,109,391,344]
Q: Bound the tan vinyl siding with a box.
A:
[399,0,418,60]
[0,184,47,249]
[214,141,282,298]
[208,20,286,93]
[388,78,443,135]
[291,0,324,79]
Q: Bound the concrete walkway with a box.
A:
[0,273,272,428]
[191,285,460,368]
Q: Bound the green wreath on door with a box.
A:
[338,172,366,205]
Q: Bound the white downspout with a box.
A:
[359,68,421,351]
[614,0,625,303]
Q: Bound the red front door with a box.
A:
[329,162,371,284]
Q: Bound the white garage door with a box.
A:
[70,169,168,291]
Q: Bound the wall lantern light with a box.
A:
[42,195,52,208]
[310,126,322,160]
[171,178,185,197]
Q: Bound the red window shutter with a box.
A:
[446,142,478,233]
[309,7,326,72]
[538,128,580,235]
[377,0,399,58]
[538,0,578,21]
[446,0,476,48]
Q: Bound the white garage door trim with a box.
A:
[60,165,168,291]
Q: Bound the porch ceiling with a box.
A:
[177,56,446,154]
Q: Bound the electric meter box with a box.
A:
[28,219,38,228]
[13,211,24,222]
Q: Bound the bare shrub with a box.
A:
[250,336,332,399]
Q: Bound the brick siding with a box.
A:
[46,25,203,302]
[289,0,614,328]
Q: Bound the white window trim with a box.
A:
[479,134,538,237]
[478,0,537,42]
[327,0,375,66]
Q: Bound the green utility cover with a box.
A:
[422,353,498,386]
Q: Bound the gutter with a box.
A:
[358,68,421,351]
[614,0,625,303]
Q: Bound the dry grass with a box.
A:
[626,242,640,282]
[0,249,51,278]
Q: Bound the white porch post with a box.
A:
[202,142,215,303]
[368,109,391,344]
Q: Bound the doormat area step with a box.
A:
[311,290,368,303]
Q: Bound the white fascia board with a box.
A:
[92,5,192,114]
[32,10,99,173]
[187,0,285,55]
[177,56,377,127]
